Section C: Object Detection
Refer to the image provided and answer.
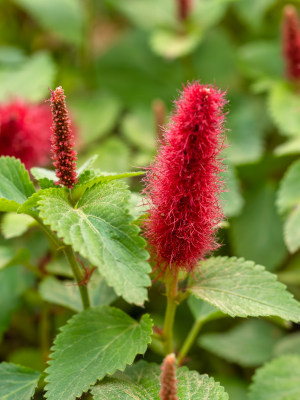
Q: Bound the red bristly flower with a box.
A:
[0,100,52,169]
[50,86,78,189]
[177,0,193,21]
[159,354,178,400]
[144,82,226,272]
[282,5,300,81]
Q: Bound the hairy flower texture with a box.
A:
[282,5,300,81]
[50,86,78,189]
[159,353,178,400]
[177,0,193,21]
[144,82,226,272]
[0,100,52,169]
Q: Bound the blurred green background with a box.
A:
[2,1,300,399]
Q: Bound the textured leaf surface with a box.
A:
[248,355,300,400]
[0,362,40,400]
[45,307,152,400]
[39,273,117,312]
[198,319,282,367]
[38,181,151,305]
[189,257,300,321]
[91,360,229,400]
[0,157,35,212]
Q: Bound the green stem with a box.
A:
[63,246,91,310]
[177,319,204,365]
[39,303,50,363]
[162,272,179,355]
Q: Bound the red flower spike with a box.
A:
[0,100,52,169]
[159,353,178,400]
[177,0,193,21]
[144,82,227,273]
[282,5,300,81]
[50,86,78,189]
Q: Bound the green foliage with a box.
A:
[0,157,35,212]
[198,319,282,367]
[38,182,151,305]
[1,213,35,239]
[39,273,117,312]
[91,360,229,400]
[274,332,300,357]
[220,164,244,218]
[45,307,152,400]
[188,296,223,322]
[0,362,40,400]
[189,257,300,321]
[248,355,300,400]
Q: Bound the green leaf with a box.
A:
[13,0,84,46]
[0,247,30,271]
[77,155,99,175]
[45,307,152,400]
[230,185,287,271]
[38,181,151,305]
[31,167,56,182]
[221,164,244,218]
[0,157,35,212]
[234,0,276,30]
[248,355,300,400]
[71,93,121,144]
[1,213,35,239]
[188,295,223,322]
[277,159,300,214]
[0,266,35,340]
[91,360,229,400]
[0,52,56,102]
[274,137,300,156]
[268,81,300,137]
[0,362,40,400]
[189,256,300,321]
[284,208,300,253]
[274,332,300,357]
[39,273,117,312]
[198,319,282,367]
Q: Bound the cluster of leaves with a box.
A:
[1,0,300,399]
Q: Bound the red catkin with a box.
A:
[49,86,78,189]
[282,5,300,81]
[159,354,178,400]
[0,100,52,169]
[177,0,193,21]
[144,82,226,272]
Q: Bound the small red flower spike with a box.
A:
[159,353,178,400]
[50,86,78,189]
[177,0,193,21]
[144,82,227,273]
[282,5,300,81]
[0,100,52,169]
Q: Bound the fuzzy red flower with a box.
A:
[159,354,178,400]
[50,86,78,189]
[0,100,52,169]
[282,5,300,81]
[144,82,226,272]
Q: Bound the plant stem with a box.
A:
[63,246,91,310]
[162,271,179,355]
[177,318,204,365]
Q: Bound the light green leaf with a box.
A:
[0,52,56,102]
[284,208,300,253]
[71,93,121,144]
[39,273,117,312]
[77,155,99,176]
[0,248,30,270]
[31,167,56,182]
[1,213,35,239]
[91,360,229,400]
[38,181,151,305]
[230,185,287,271]
[189,256,300,321]
[234,0,276,30]
[188,295,223,322]
[194,0,232,30]
[248,355,300,400]
[277,159,300,214]
[274,137,300,156]
[13,0,84,46]
[198,319,282,367]
[268,81,300,137]
[0,362,40,400]
[45,257,72,278]
[274,332,300,357]
[221,164,244,218]
[0,157,35,212]
[45,307,152,400]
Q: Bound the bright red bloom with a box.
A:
[144,82,226,272]
[50,86,78,189]
[282,5,300,81]
[0,100,52,169]
[159,354,178,400]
